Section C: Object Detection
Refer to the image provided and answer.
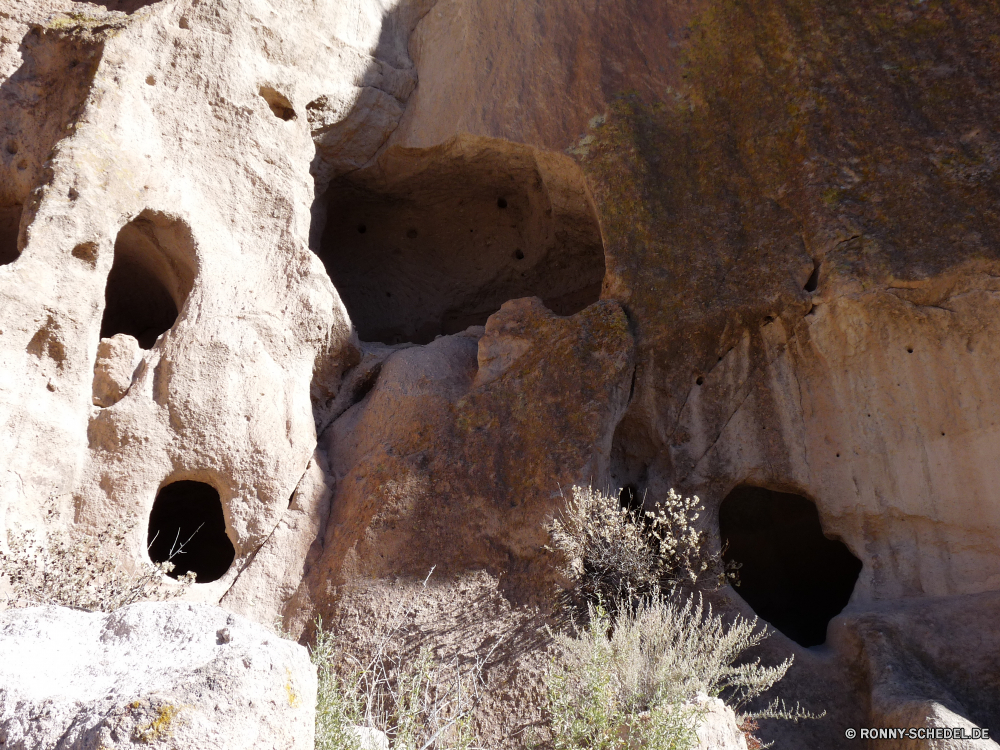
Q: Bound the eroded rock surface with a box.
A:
[0,602,315,749]
[2,0,1000,745]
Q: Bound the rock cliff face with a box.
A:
[2,0,999,746]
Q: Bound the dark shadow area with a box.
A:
[317,137,606,344]
[1,25,104,238]
[148,480,235,583]
[619,484,641,513]
[100,211,196,348]
[94,0,162,13]
[719,485,862,647]
[260,86,296,121]
[0,205,21,266]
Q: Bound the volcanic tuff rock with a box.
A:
[2,0,1000,746]
[0,602,315,749]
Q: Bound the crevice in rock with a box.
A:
[316,137,606,345]
[804,260,820,293]
[100,211,196,349]
[0,204,22,266]
[719,485,862,647]
[259,86,295,121]
[91,0,162,13]
[609,412,654,512]
[147,480,236,583]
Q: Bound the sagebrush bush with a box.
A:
[546,596,820,750]
[545,600,700,750]
[311,606,487,750]
[0,513,195,612]
[547,486,736,619]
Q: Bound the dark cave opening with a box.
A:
[0,205,22,266]
[317,140,606,345]
[147,480,236,583]
[719,485,862,647]
[100,212,195,349]
[619,484,641,513]
[94,0,162,13]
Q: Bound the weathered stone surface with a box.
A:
[2,0,1000,745]
[0,601,315,749]
[0,0,416,615]
[302,297,634,615]
[692,694,750,750]
[92,333,140,407]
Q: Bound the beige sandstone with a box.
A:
[1,0,1000,747]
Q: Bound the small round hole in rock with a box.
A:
[719,485,862,647]
[696,376,704,386]
[357,223,367,234]
[147,480,235,583]
[497,197,508,208]
[514,249,524,260]
[71,241,99,268]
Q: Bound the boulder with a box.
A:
[0,602,315,749]
[693,694,750,750]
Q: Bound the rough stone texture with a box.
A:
[0,0,399,609]
[692,694,750,750]
[2,0,1000,746]
[301,296,633,621]
[92,333,139,407]
[0,601,315,749]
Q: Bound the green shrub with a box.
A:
[545,600,700,750]
[546,486,736,620]
[310,608,486,750]
[545,596,819,750]
[0,513,195,612]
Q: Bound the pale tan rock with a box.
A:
[350,726,390,750]
[0,601,316,749]
[0,0,417,611]
[692,694,750,750]
[92,334,140,407]
[1,0,1000,746]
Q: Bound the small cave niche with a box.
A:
[260,86,296,121]
[147,480,236,583]
[93,0,162,13]
[0,204,23,266]
[100,212,196,349]
[719,485,862,647]
[317,139,606,344]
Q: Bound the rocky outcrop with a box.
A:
[0,601,315,749]
[2,0,1000,746]
[301,296,634,619]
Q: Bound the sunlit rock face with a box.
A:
[3,0,1000,746]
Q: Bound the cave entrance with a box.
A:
[719,485,862,647]
[317,137,606,344]
[147,480,235,583]
[100,212,196,349]
[0,205,22,266]
[94,0,161,12]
